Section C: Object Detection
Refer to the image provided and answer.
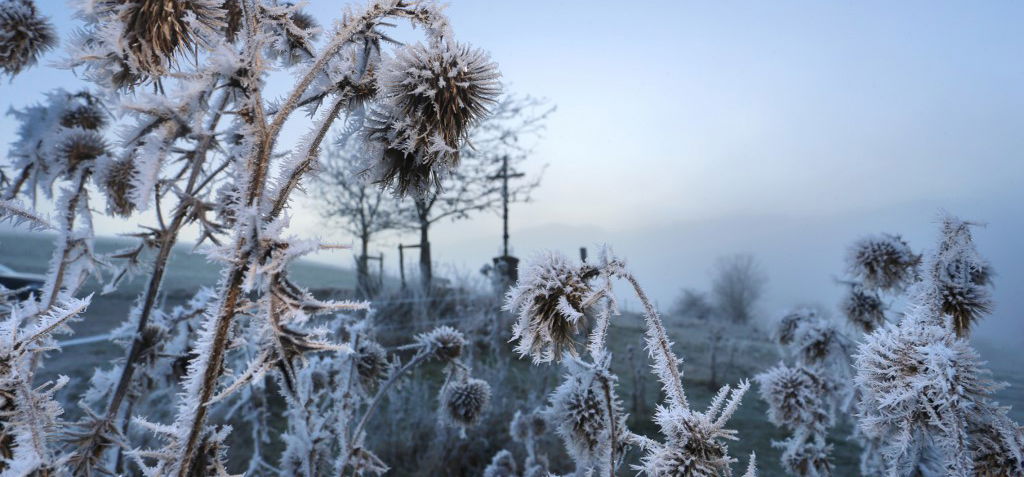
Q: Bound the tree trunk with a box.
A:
[418,220,431,291]
[356,233,370,298]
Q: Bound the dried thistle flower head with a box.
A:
[504,252,598,363]
[368,40,500,196]
[854,314,996,474]
[441,376,491,429]
[755,363,832,431]
[548,360,626,469]
[416,325,465,361]
[59,93,108,131]
[56,129,107,173]
[969,411,1024,477]
[0,0,55,77]
[930,216,993,337]
[103,0,225,76]
[98,157,137,217]
[776,434,833,477]
[847,234,920,292]
[638,382,750,477]
[355,339,387,386]
[841,285,886,333]
[793,319,841,366]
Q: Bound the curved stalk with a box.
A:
[342,351,428,470]
[623,273,688,410]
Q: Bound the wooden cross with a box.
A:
[488,155,525,257]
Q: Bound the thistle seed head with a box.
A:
[368,40,500,196]
[505,252,598,363]
[59,94,107,131]
[842,286,886,334]
[416,325,465,361]
[103,0,225,76]
[0,0,56,77]
[355,340,387,385]
[848,234,920,292]
[98,157,137,217]
[441,376,491,428]
[56,129,107,173]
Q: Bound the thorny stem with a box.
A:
[100,89,232,450]
[174,4,436,472]
[267,90,349,220]
[343,351,428,469]
[173,3,275,470]
[42,171,91,311]
[599,375,617,477]
[623,273,688,410]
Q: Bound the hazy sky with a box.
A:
[2,1,1022,343]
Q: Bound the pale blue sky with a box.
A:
[2,1,1022,342]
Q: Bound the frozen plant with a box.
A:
[853,215,1023,476]
[505,249,756,476]
[846,233,920,293]
[754,307,851,476]
[0,0,55,77]
[1,0,503,474]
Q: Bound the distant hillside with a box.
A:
[0,231,357,297]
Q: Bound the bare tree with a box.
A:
[402,94,553,289]
[670,288,715,321]
[314,142,403,297]
[711,254,766,324]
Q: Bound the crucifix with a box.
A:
[489,155,525,257]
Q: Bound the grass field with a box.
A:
[2,230,1021,475]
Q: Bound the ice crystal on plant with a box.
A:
[847,233,920,292]
[441,375,491,429]
[416,325,465,361]
[636,381,750,477]
[504,251,597,363]
[364,39,500,195]
[548,355,627,471]
[841,285,886,333]
[0,0,55,77]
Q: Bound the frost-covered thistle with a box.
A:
[59,95,108,131]
[853,216,1021,476]
[928,216,992,337]
[840,285,885,333]
[756,364,832,432]
[504,251,598,363]
[55,129,108,173]
[263,2,320,65]
[847,233,920,292]
[355,339,387,386]
[756,308,851,476]
[416,325,466,361]
[95,157,136,217]
[0,0,55,77]
[366,40,500,195]
[99,0,226,76]
[774,307,815,346]
[441,375,491,429]
[508,249,756,476]
[637,382,751,477]
[548,355,627,470]
[854,314,994,475]
[969,410,1024,477]
[755,364,835,476]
